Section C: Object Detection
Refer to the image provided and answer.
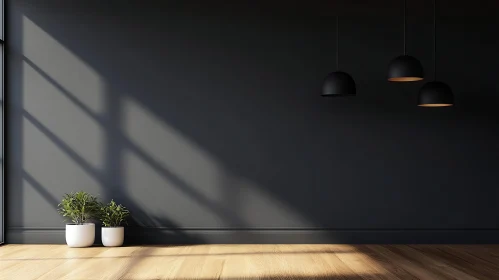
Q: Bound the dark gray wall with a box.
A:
[6,0,499,244]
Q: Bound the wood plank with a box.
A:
[367,245,449,279]
[1,245,93,280]
[307,244,363,280]
[332,245,388,280]
[361,245,417,280]
[411,245,499,280]
[117,246,191,280]
[388,245,479,280]
[459,245,499,267]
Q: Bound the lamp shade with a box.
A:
[418,81,453,107]
[387,55,424,82]
[322,71,356,97]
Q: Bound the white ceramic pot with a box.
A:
[102,227,125,247]
[65,223,95,248]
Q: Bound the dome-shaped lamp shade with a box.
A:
[322,71,356,97]
[387,55,424,82]
[418,81,453,107]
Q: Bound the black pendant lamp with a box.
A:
[387,0,424,82]
[418,0,453,107]
[322,17,356,97]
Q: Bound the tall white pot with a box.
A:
[102,227,124,247]
[65,223,95,248]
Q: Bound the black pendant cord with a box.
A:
[433,0,437,81]
[336,16,339,71]
[403,0,407,55]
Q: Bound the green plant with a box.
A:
[98,200,130,227]
[57,191,99,225]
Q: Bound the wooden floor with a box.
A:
[2,245,499,279]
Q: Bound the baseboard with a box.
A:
[7,227,499,244]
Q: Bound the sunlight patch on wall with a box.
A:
[122,149,224,227]
[22,16,105,115]
[18,177,62,227]
[122,97,225,202]
[22,117,102,206]
[22,60,105,170]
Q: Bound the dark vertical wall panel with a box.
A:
[6,0,499,243]
[1,44,3,244]
[0,0,4,244]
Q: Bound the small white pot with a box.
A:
[66,223,95,248]
[102,227,125,247]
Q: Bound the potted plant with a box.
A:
[98,200,130,247]
[57,191,99,248]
